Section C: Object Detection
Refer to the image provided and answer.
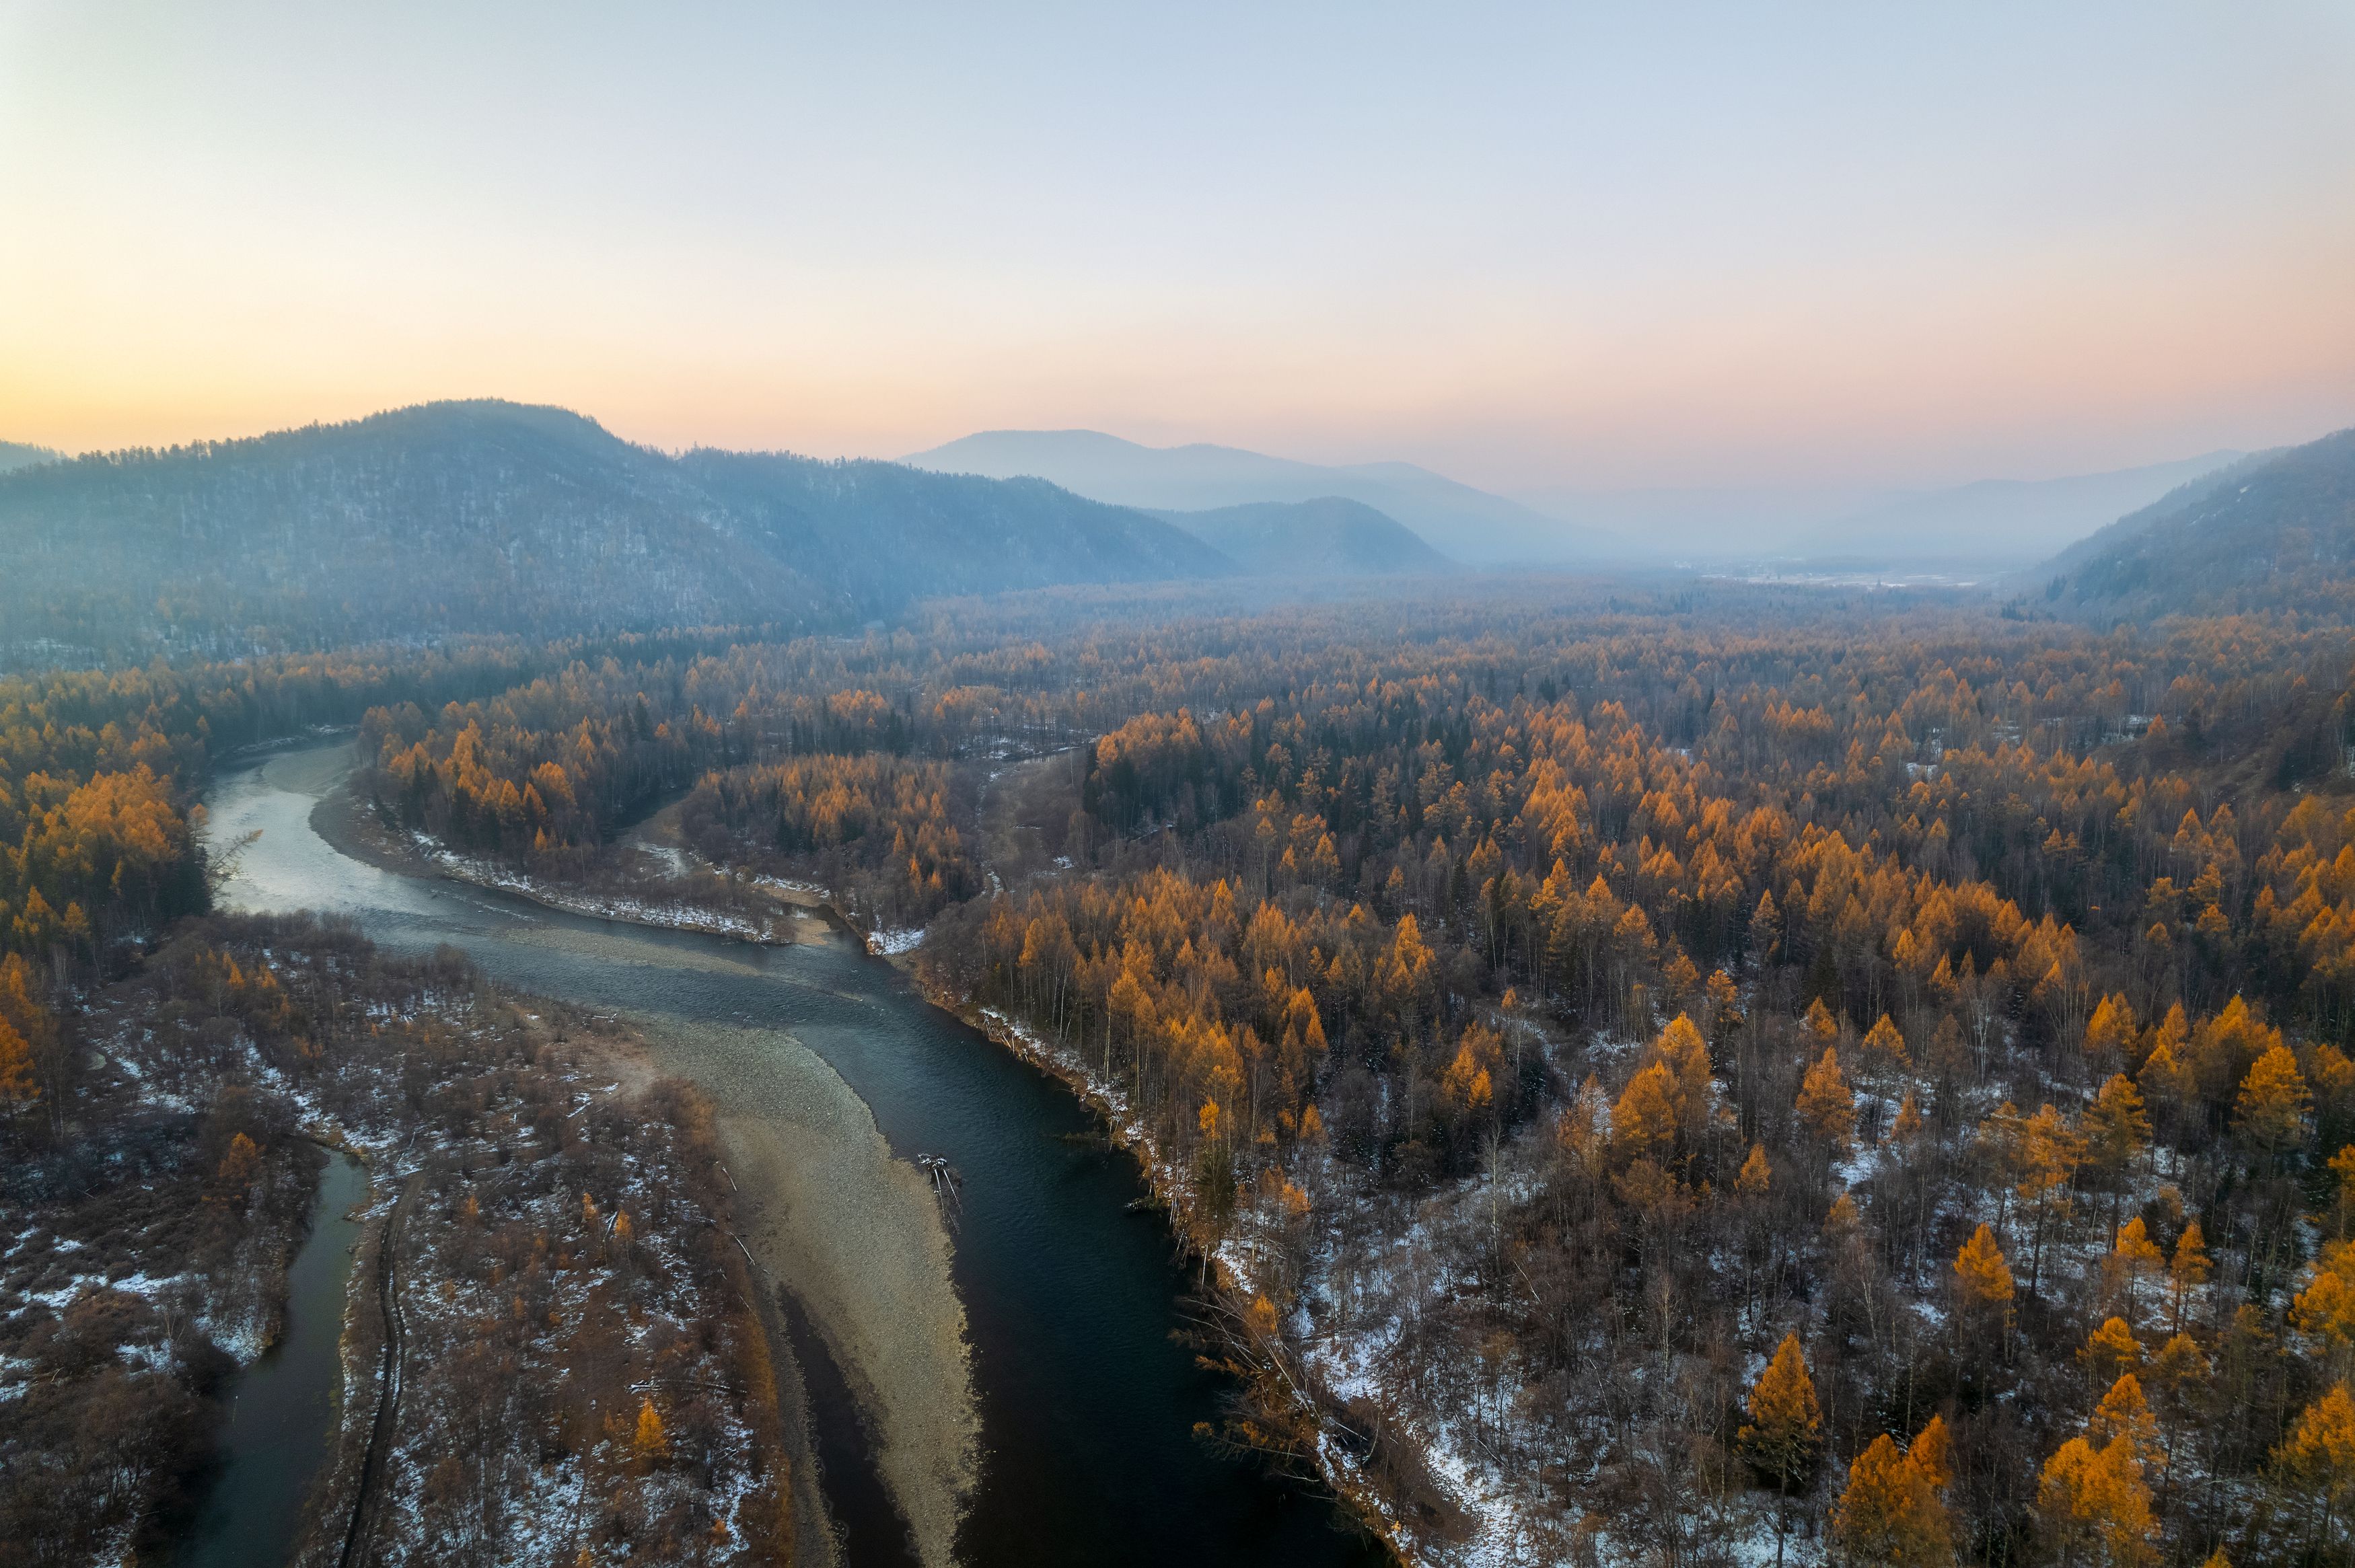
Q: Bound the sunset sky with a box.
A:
[4,1,2352,492]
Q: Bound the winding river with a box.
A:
[207,741,1383,1568]
[175,1152,369,1568]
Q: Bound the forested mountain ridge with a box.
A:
[1151,496,1454,576]
[0,400,1235,664]
[2041,428,2355,618]
[0,441,60,474]
[675,446,1232,610]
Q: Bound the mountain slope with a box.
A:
[1797,451,2244,567]
[0,400,1234,663]
[678,449,1229,609]
[0,441,59,475]
[2039,430,2355,618]
[1153,496,1452,576]
[904,428,1591,564]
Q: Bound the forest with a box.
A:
[6,420,2355,1566]
[0,650,796,1566]
[233,549,2355,1565]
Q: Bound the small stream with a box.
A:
[205,742,1385,1568]
[176,1151,369,1568]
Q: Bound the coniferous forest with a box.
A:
[5,416,2355,1567]
[11,7,2349,1565]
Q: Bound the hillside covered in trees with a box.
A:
[286,573,2355,1563]
[2043,429,2355,622]
[0,400,1233,665]
[1155,498,1455,577]
[27,443,2355,1561]
[0,651,798,1565]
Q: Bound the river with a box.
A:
[175,1150,369,1568]
[206,741,1384,1568]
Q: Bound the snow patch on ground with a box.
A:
[410,836,790,942]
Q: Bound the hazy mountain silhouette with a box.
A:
[1512,452,2243,568]
[904,428,1591,565]
[1153,496,1452,576]
[2038,430,2355,620]
[0,400,1233,662]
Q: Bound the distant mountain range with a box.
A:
[904,429,1585,566]
[11,400,2324,666]
[0,400,1233,663]
[1795,452,2247,567]
[908,427,2251,571]
[2037,429,2355,620]
[1153,497,1452,577]
[0,441,60,474]
[1515,452,2246,569]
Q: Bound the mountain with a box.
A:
[2037,431,2355,620]
[1152,496,1452,576]
[903,429,1591,565]
[0,441,60,474]
[674,447,1229,605]
[0,400,1233,663]
[1511,453,2243,568]
[1794,451,2245,568]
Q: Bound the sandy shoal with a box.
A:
[632,1015,976,1568]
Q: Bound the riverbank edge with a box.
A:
[304,781,891,1565]
[273,1043,817,1568]
[314,784,822,945]
[283,1136,379,1568]
[896,967,1433,1568]
[312,795,1420,1565]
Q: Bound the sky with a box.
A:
[3,1,2352,494]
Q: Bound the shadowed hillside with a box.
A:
[1153,496,1453,576]
[0,400,1233,663]
[2040,429,2355,620]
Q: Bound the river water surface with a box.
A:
[207,742,1382,1568]
[176,1151,369,1568]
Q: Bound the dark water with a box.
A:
[774,1283,922,1568]
[209,745,1383,1568]
[177,1152,369,1568]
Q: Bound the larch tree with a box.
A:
[0,1014,36,1118]
[1955,1224,2016,1310]
[2276,1382,2355,1551]
[2171,1222,2212,1333]
[1798,1046,1857,1160]
[2107,1218,2165,1323]
[1611,1061,1681,1168]
[1739,1333,1825,1568]
[2296,1243,2355,1366]
[1830,1425,1955,1567]
[2036,1432,2156,1567]
[634,1396,669,1464]
[2083,1074,2151,1190]
[2234,1043,2311,1167]
[2086,993,2140,1070]
[2092,1373,2159,1454]
[1859,1012,1911,1105]
[2016,1103,2085,1296]
[2081,1318,2142,1390]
